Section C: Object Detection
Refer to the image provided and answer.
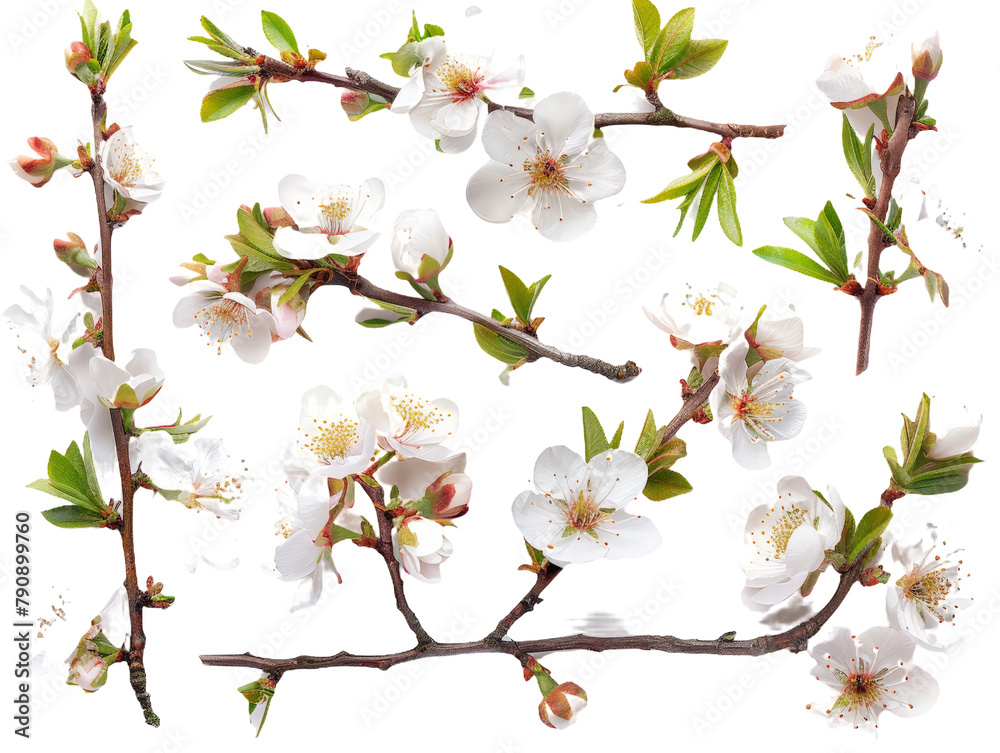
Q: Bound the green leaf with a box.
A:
[752,246,843,285]
[518,86,535,99]
[850,507,892,561]
[813,202,850,282]
[692,163,722,241]
[716,162,742,246]
[582,407,610,462]
[236,208,282,259]
[201,84,256,123]
[82,433,103,504]
[48,446,84,490]
[650,7,694,74]
[261,11,299,54]
[423,23,445,38]
[643,469,693,501]
[277,269,317,307]
[632,0,661,55]
[669,39,728,79]
[498,266,531,323]
[783,216,822,256]
[41,506,104,529]
[472,324,528,365]
[634,410,660,459]
[200,16,242,52]
[841,114,875,198]
[609,422,625,450]
[498,266,549,324]
[641,158,715,204]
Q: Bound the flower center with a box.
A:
[684,293,717,317]
[523,151,568,196]
[390,394,448,441]
[769,504,809,555]
[317,192,354,236]
[566,491,605,532]
[897,562,952,619]
[108,143,153,188]
[436,60,483,100]
[196,298,254,354]
[301,417,360,464]
[837,671,885,714]
[47,337,63,366]
[732,392,775,418]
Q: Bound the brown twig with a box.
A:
[486,565,563,644]
[854,94,917,375]
[85,91,158,727]
[254,57,785,139]
[357,480,433,645]
[199,539,873,673]
[662,371,720,441]
[313,269,641,382]
[204,371,874,685]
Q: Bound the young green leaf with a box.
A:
[692,162,723,241]
[643,469,693,500]
[716,163,742,246]
[649,7,695,74]
[634,410,660,459]
[813,202,850,282]
[632,0,661,55]
[641,157,715,204]
[752,246,843,285]
[582,407,610,462]
[201,84,256,123]
[41,506,105,529]
[669,38,728,79]
[849,507,892,561]
[261,11,300,54]
[472,324,529,364]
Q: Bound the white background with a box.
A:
[2,0,997,750]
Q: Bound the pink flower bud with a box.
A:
[426,471,472,519]
[65,41,92,76]
[9,137,72,187]
[341,89,370,117]
[911,33,943,81]
[538,682,588,729]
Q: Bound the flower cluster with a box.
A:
[274,375,469,610]
[645,283,817,470]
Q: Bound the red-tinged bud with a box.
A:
[263,206,295,228]
[538,682,588,729]
[341,89,371,118]
[860,565,890,586]
[65,41,91,75]
[426,471,471,520]
[9,137,73,187]
[54,232,97,276]
[911,33,943,81]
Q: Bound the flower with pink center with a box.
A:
[466,91,626,241]
[810,626,939,731]
[392,38,525,153]
[713,343,810,470]
[271,174,384,260]
[172,263,278,364]
[512,445,658,566]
